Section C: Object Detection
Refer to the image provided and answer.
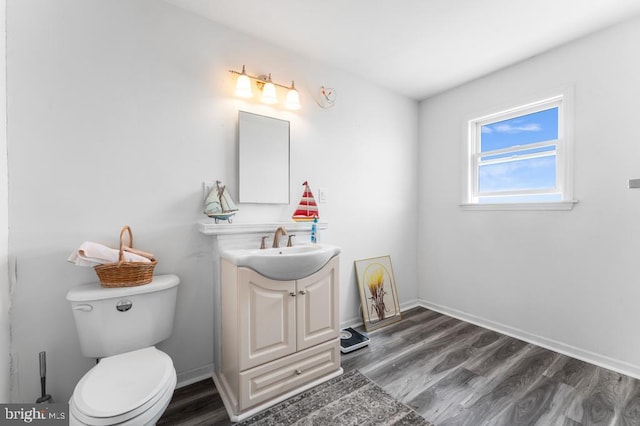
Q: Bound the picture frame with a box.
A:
[354,255,401,331]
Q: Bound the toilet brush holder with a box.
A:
[36,351,53,404]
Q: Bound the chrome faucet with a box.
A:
[272,226,287,248]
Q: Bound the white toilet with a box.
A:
[66,274,180,425]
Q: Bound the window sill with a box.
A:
[460,200,578,211]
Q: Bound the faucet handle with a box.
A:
[260,236,268,249]
[287,235,296,247]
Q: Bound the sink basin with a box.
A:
[220,243,341,280]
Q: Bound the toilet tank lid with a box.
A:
[66,274,180,302]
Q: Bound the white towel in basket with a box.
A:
[68,241,152,266]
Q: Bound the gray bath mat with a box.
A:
[237,369,431,425]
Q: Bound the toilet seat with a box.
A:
[69,375,175,426]
[70,347,176,425]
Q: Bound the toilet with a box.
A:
[66,274,180,425]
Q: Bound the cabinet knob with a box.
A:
[289,292,297,297]
[295,369,302,375]
[298,290,306,295]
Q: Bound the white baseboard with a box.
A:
[176,363,214,389]
[400,298,422,312]
[340,299,421,331]
[417,299,640,380]
[340,316,362,330]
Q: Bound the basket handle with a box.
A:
[118,226,133,264]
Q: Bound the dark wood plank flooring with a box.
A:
[158,307,640,425]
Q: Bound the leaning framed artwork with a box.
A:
[354,255,401,331]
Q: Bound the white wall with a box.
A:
[6,0,418,402]
[419,15,640,375]
[0,0,9,404]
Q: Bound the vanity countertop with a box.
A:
[198,220,328,236]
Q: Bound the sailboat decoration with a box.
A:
[292,181,319,222]
[204,180,239,223]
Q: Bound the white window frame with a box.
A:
[462,88,577,211]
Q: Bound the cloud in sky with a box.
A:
[482,123,542,134]
[480,156,554,176]
[479,156,555,192]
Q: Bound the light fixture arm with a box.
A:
[230,65,301,110]
[229,68,295,90]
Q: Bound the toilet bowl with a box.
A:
[68,347,176,426]
[66,275,181,426]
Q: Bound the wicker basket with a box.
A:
[94,226,157,288]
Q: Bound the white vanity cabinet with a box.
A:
[217,255,341,418]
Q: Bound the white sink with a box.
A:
[220,243,341,280]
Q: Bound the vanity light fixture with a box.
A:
[261,74,278,104]
[234,65,253,98]
[229,65,301,110]
[286,81,301,110]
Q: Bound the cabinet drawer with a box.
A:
[238,339,340,411]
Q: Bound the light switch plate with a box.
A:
[318,188,328,203]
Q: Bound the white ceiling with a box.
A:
[166,0,640,100]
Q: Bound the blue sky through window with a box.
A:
[478,107,559,194]
[478,155,556,192]
[481,108,558,152]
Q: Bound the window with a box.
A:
[464,92,575,210]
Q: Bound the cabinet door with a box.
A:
[238,268,296,370]
[296,256,340,351]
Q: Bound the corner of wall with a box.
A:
[0,0,10,404]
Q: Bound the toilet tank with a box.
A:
[66,274,180,358]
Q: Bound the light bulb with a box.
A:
[234,65,253,98]
[286,81,301,110]
[261,74,278,104]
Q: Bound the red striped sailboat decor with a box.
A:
[292,181,319,222]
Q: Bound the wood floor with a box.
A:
[158,307,640,425]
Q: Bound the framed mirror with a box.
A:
[238,111,290,204]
